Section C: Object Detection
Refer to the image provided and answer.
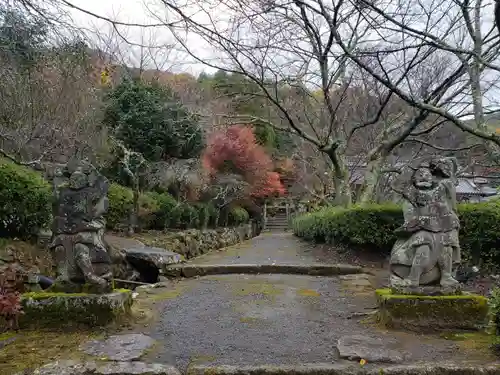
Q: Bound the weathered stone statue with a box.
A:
[49,158,112,293]
[389,157,461,290]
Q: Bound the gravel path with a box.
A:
[130,233,494,370]
[187,232,356,266]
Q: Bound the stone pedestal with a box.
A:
[20,289,133,328]
[376,289,488,332]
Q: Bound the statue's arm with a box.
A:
[443,179,458,211]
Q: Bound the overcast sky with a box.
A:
[66,0,216,75]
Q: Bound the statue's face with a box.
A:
[69,171,88,189]
[413,168,433,188]
[436,160,452,177]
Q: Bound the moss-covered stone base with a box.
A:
[19,289,133,329]
[376,289,489,332]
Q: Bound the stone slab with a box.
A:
[166,263,363,278]
[20,290,133,328]
[337,334,408,363]
[105,234,146,250]
[81,333,155,361]
[17,360,181,375]
[376,289,489,331]
[124,247,184,272]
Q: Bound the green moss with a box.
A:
[0,332,16,341]
[151,289,186,301]
[20,290,133,329]
[297,289,320,297]
[376,288,485,300]
[377,289,489,331]
[22,289,131,300]
[22,291,89,299]
[114,288,131,293]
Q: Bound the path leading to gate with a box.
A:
[131,232,494,372]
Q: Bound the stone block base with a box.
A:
[20,290,133,328]
[376,289,488,331]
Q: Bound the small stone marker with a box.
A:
[81,333,155,361]
[337,334,408,363]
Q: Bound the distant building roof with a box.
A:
[456,178,498,196]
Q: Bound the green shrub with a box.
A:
[207,203,219,228]
[138,192,161,229]
[292,202,500,267]
[193,203,209,229]
[147,192,178,230]
[228,206,250,226]
[0,160,52,239]
[458,202,500,267]
[106,183,133,229]
[170,202,199,229]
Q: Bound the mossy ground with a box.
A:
[1,288,165,375]
[0,330,100,375]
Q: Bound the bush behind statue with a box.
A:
[292,202,500,268]
[0,160,52,239]
[0,161,252,239]
[107,183,251,231]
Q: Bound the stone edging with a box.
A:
[187,364,500,375]
[24,361,500,375]
[164,263,364,278]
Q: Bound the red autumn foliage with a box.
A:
[0,264,23,332]
[203,125,286,198]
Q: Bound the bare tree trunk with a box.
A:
[359,152,389,204]
[325,148,351,207]
[128,178,140,236]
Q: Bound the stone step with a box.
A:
[164,263,364,278]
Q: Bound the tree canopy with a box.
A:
[103,78,204,162]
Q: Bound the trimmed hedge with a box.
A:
[292,202,500,268]
[0,160,52,239]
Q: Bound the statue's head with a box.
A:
[69,169,88,190]
[430,157,457,178]
[412,166,433,189]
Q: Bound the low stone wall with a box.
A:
[166,222,257,259]
[109,221,261,283]
[134,221,260,260]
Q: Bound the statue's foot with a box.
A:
[54,274,70,283]
[440,276,460,287]
[390,275,418,287]
[86,274,108,286]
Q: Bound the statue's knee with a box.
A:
[74,243,90,261]
[415,245,430,258]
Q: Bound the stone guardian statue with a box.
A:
[49,158,112,293]
[389,157,461,289]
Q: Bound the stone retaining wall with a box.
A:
[133,221,260,260]
[109,221,261,283]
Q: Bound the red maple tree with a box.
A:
[203,125,285,198]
